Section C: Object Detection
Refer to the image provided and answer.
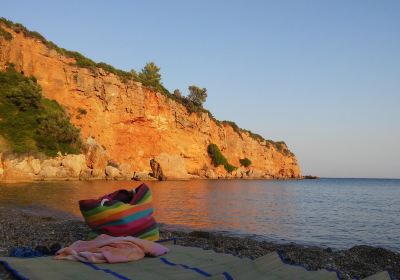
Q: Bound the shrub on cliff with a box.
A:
[173,89,182,98]
[207,144,237,173]
[224,163,237,173]
[0,67,41,111]
[77,107,87,115]
[239,158,252,167]
[265,140,294,157]
[0,66,81,156]
[274,141,286,152]
[96,62,133,82]
[219,121,267,143]
[169,85,208,115]
[208,144,227,166]
[0,26,12,40]
[188,85,207,107]
[36,99,81,156]
[181,99,202,114]
[274,141,294,156]
[221,121,241,135]
[138,62,163,89]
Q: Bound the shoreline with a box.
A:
[0,207,398,279]
[0,177,306,184]
[2,177,399,184]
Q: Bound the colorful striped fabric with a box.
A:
[79,183,159,241]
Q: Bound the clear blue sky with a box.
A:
[2,0,400,178]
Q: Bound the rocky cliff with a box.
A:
[0,23,301,180]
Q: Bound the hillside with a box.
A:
[0,19,301,180]
[0,65,81,156]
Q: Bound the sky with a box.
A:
[2,0,400,178]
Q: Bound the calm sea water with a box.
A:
[0,178,399,251]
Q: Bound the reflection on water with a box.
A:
[0,178,399,251]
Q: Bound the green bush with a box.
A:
[274,141,285,152]
[35,99,81,156]
[222,121,241,135]
[246,131,265,142]
[224,163,237,173]
[0,67,41,111]
[0,26,12,40]
[182,98,203,114]
[77,107,87,115]
[220,121,265,143]
[0,18,14,28]
[266,140,294,157]
[96,62,132,82]
[207,144,237,173]
[207,144,227,167]
[0,66,81,156]
[6,79,42,111]
[66,51,97,68]
[188,85,207,107]
[173,89,182,98]
[239,158,252,167]
[158,85,212,117]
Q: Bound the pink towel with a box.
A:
[54,234,169,263]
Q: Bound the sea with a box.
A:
[0,178,399,251]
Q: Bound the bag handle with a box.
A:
[100,198,110,206]
[100,189,136,206]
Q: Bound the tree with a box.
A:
[138,62,162,89]
[173,89,182,98]
[188,85,207,107]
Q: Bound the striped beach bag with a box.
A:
[79,183,159,241]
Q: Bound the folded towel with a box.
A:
[54,234,168,263]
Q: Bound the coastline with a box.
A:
[0,149,301,183]
[0,176,305,184]
[0,207,398,279]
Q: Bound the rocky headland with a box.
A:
[0,19,301,182]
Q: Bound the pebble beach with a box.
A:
[0,207,399,280]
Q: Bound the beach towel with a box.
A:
[79,183,159,241]
[54,234,168,263]
[1,243,391,280]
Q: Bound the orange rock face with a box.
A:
[0,25,301,179]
